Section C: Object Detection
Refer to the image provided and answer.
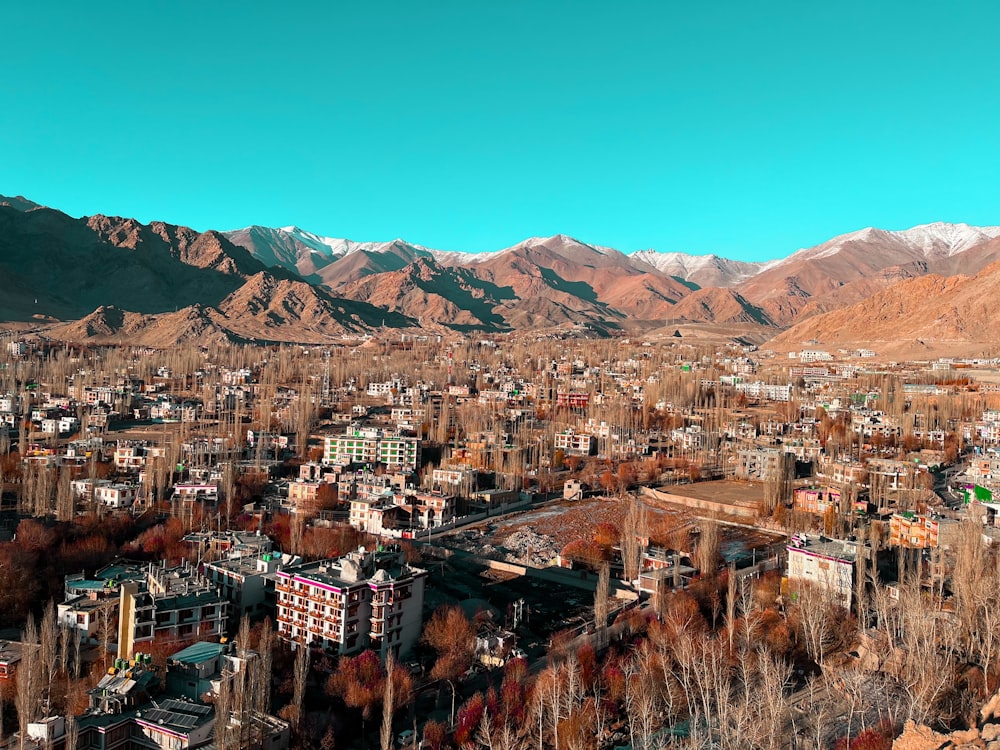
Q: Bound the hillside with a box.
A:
[770,259,1000,355]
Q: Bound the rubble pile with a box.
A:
[497,529,559,566]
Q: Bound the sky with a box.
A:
[2,1,999,261]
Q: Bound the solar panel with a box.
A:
[161,699,211,715]
[170,714,199,729]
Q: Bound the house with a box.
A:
[786,536,858,607]
[553,430,597,456]
[0,640,24,679]
[94,482,139,509]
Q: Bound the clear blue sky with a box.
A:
[3,1,998,260]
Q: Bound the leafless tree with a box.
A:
[16,614,40,749]
[39,601,58,714]
[593,563,610,649]
[65,715,78,750]
[695,516,720,578]
[291,644,309,731]
[621,494,647,583]
[380,650,395,750]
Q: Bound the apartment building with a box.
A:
[553,430,597,456]
[118,563,228,659]
[323,427,420,471]
[888,513,960,549]
[276,547,426,658]
[203,552,299,619]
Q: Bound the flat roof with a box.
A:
[168,641,227,665]
[651,479,765,508]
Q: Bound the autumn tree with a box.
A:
[422,605,477,682]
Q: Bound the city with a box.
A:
[0,333,998,748]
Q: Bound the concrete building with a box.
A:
[786,536,858,607]
[553,430,597,456]
[736,447,784,481]
[792,486,842,516]
[117,563,228,659]
[203,551,300,619]
[276,546,426,658]
[323,427,420,471]
[94,482,139,509]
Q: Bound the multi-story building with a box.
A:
[888,513,960,549]
[94,482,139,509]
[734,381,793,402]
[203,552,299,619]
[276,547,426,658]
[736,447,784,481]
[118,563,228,659]
[786,536,858,607]
[553,430,597,456]
[793,486,842,516]
[324,427,419,471]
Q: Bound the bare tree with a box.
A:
[16,615,40,749]
[380,650,395,750]
[256,618,274,716]
[39,601,58,714]
[65,715,78,750]
[621,494,647,583]
[593,563,610,649]
[291,644,309,731]
[695,516,720,578]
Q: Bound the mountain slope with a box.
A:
[474,235,691,321]
[630,250,766,288]
[668,288,774,325]
[0,194,43,212]
[0,205,252,320]
[738,223,1000,323]
[337,257,516,331]
[224,226,440,285]
[770,253,1000,352]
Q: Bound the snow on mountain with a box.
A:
[276,226,438,259]
[897,222,1000,257]
[786,222,1000,263]
[631,250,768,288]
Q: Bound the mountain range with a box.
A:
[3,193,1000,351]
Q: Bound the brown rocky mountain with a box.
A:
[290,233,692,331]
[338,257,516,331]
[470,235,689,326]
[668,288,774,326]
[228,223,1000,336]
[6,193,1000,346]
[215,273,413,340]
[737,223,1000,324]
[770,252,1000,354]
[44,305,235,347]
[45,275,416,346]
[0,202,412,343]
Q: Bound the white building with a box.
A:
[786,536,858,608]
[94,482,139,509]
[553,430,597,456]
[276,546,427,659]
